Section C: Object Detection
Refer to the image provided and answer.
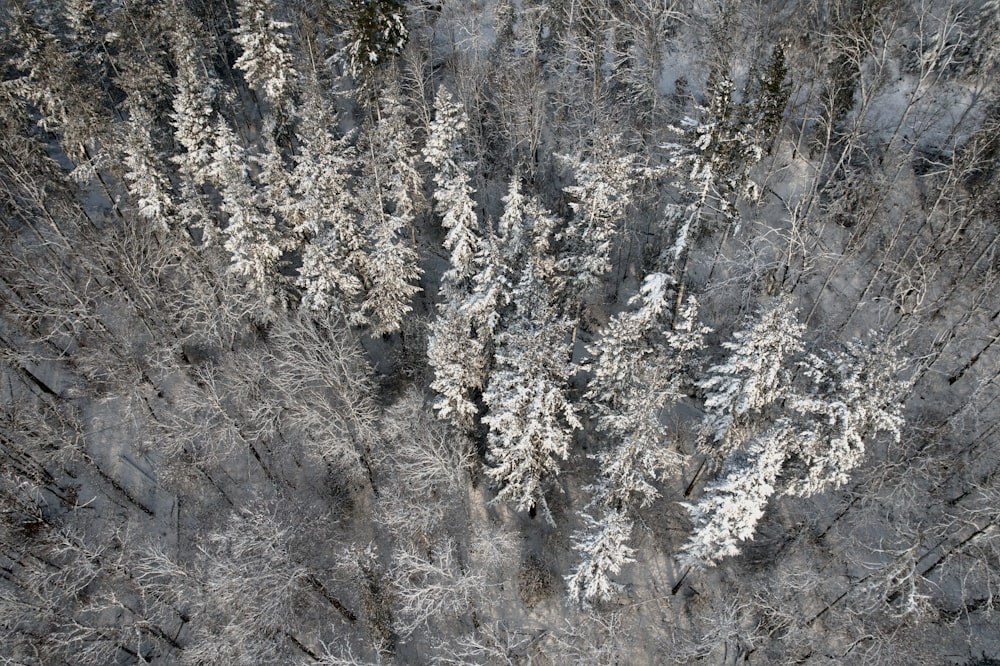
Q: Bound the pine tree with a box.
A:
[233,0,299,111]
[464,176,556,357]
[786,339,908,496]
[565,508,636,604]
[482,264,580,518]
[569,282,708,598]
[586,273,674,411]
[679,423,791,568]
[698,299,805,447]
[664,70,768,290]
[358,91,423,336]
[427,302,488,428]
[290,94,366,320]
[4,4,107,169]
[751,44,792,150]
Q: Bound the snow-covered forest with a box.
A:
[1,0,999,663]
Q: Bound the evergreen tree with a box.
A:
[464,176,557,360]
[483,263,580,518]
[425,86,485,427]
[698,299,805,448]
[786,339,908,496]
[290,94,366,320]
[212,120,285,319]
[233,0,299,111]
[679,423,791,568]
[556,135,639,304]
[565,508,636,604]
[339,0,408,82]
[569,281,708,599]
[585,274,685,511]
[750,44,792,151]
[664,70,769,293]
[427,302,488,428]
[5,4,107,169]
[423,86,480,290]
[120,106,176,235]
[358,91,423,336]
[168,16,220,187]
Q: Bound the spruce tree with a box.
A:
[786,339,908,496]
[698,299,805,448]
[483,259,579,519]
[233,0,298,112]
[680,423,791,568]
[565,508,636,604]
[425,86,485,427]
[290,94,366,320]
[358,91,423,336]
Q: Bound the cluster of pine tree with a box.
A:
[2,0,999,663]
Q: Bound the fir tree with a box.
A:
[565,509,636,604]
[464,176,558,359]
[426,86,485,427]
[339,0,408,82]
[753,44,792,149]
[585,274,688,511]
[358,91,423,336]
[556,135,639,304]
[786,339,908,496]
[427,302,487,429]
[233,0,298,111]
[212,119,285,319]
[423,86,480,290]
[680,423,791,568]
[698,299,805,448]
[120,106,176,235]
[290,94,366,320]
[483,263,580,518]
[168,19,219,187]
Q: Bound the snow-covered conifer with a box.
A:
[746,44,792,150]
[427,302,488,429]
[565,509,636,604]
[169,24,219,186]
[4,5,106,168]
[786,339,908,496]
[556,136,639,302]
[426,87,486,426]
[290,94,366,320]
[585,277,708,511]
[339,0,408,82]
[698,299,805,447]
[233,0,298,110]
[463,176,542,346]
[586,273,674,411]
[212,119,285,318]
[357,91,423,336]
[253,117,296,241]
[482,265,580,518]
[679,423,791,568]
[362,220,422,336]
[120,106,175,234]
[423,86,480,289]
[664,73,766,283]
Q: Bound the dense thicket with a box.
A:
[1,0,999,663]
